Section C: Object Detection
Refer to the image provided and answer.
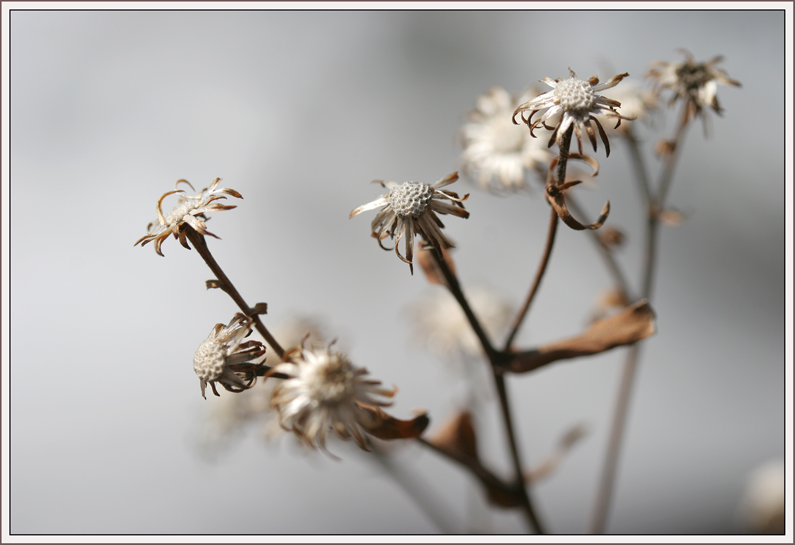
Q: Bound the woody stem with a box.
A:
[185,227,285,359]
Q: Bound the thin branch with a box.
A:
[590,104,691,534]
[185,227,285,359]
[503,125,573,350]
[503,207,558,351]
[429,245,499,363]
[494,374,546,534]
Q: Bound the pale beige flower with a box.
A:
[270,340,396,454]
[596,80,659,134]
[193,313,267,399]
[459,86,552,193]
[737,459,785,534]
[134,178,242,256]
[350,172,469,274]
[411,284,514,359]
[513,69,632,156]
[647,49,740,123]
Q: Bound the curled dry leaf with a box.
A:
[428,410,478,461]
[361,405,430,441]
[501,300,656,374]
[546,153,610,231]
[416,240,457,286]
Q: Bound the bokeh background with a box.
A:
[7,7,788,536]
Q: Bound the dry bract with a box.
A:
[193,313,267,399]
[513,68,633,156]
[134,178,242,256]
[349,172,470,274]
[459,86,552,193]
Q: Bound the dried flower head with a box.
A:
[647,49,740,124]
[197,316,330,453]
[349,172,469,274]
[513,69,632,156]
[193,313,267,399]
[270,339,396,454]
[459,86,552,193]
[134,178,242,256]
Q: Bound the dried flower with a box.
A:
[349,172,469,274]
[270,340,396,454]
[197,316,329,452]
[193,313,267,399]
[646,49,740,124]
[459,86,552,193]
[134,178,242,256]
[513,69,632,156]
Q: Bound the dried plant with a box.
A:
[133,50,739,534]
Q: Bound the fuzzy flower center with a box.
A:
[556,77,597,114]
[302,353,356,405]
[387,182,434,218]
[676,63,713,93]
[194,338,226,381]
[490,116,525,153]
[165,200,197,225]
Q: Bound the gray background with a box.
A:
[8,8,786,535]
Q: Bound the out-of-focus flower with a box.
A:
[350,172,469,274]
[410,285,514,360]
[737,459,785,534]
[134,178,242,256]
[459,86,552,193]
[596,80,659,135]
[513,68,632,156]
[193,313,267,399]
[270,340,396,454]
[646,49,740,124]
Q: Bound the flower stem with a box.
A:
[428,246,545,533]
[590,104,691,534]
[502,208,558,350]
[494,374,546,534]
[185,227,285,359]
[429,245,499,363]
[503,124,572,351]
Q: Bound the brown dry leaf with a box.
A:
[416,240,456,286]
[598,227,625,248]
[659,208,685,226]
[428,410,478,461]
[361,406,430,441]
[502,300,656,374]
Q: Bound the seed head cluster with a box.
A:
[387,182,434,218]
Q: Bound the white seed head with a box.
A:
[193,338,226,383]
[301,351,357,405]
[556,77,597,114]
[387,182,434,217]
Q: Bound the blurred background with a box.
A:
[7,8,788,536]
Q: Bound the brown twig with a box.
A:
[185,227,285,359]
